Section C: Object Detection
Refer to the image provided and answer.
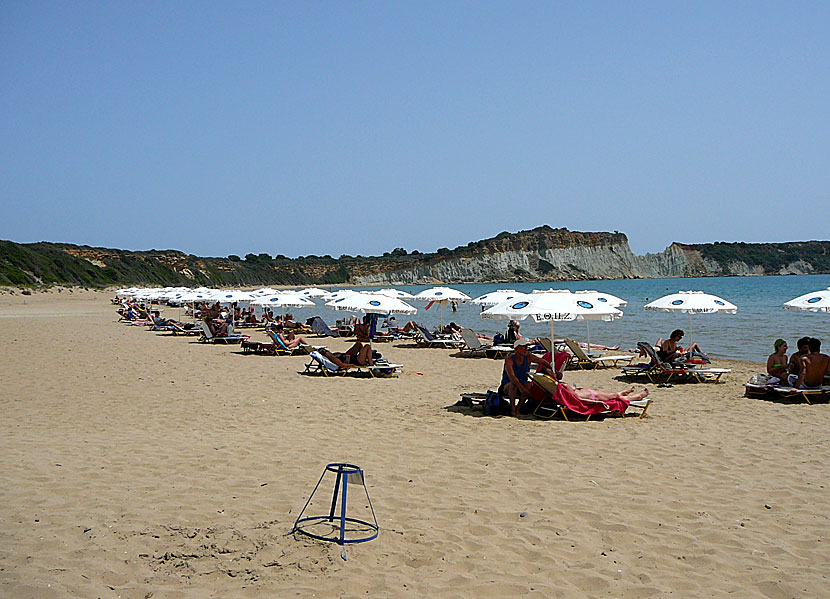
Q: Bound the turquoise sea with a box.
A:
[287,274,830,363]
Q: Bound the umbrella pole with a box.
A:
[586,320,590,352]
[689,312,693,354]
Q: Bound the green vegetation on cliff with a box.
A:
[684,241,830,273]
[1,228,828,288]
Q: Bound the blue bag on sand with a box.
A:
[484,390,510,416]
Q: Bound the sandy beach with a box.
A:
[1,289,829,598]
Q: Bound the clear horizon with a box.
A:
[2,2,828,257]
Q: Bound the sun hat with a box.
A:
[513,339,530,349]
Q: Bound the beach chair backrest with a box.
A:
[564,339,589,361]
[538,337,552,353]
[637,341,672,370]
[200,321,213,339]
[274,333,291,352]
[310,351,340,372]
[531,373,559,395]
[460,329,483,350]
[417,325,435,342]
[311,316,338,337]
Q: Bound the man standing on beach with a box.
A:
[791,338,830,389]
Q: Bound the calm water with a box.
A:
[283,274,830,363]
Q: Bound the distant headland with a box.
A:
[2,226,829,288]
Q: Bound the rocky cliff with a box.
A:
[2,227,829,288]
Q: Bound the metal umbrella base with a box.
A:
[292,463,378,548]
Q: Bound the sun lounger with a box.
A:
[165,322,202,336]
[458,329,513,358]
[621,342,730,383]
[265,329,322,355]
[529,374,652,420]
[198,322,249,344]
[563,339,634,369]
[414,325,464,349]
[745,375,830,404]
[310,316,339,337]
[302,351,402,377]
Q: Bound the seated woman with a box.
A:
[319,341,374,368]
[244,308,259,325]
[766,339,789,382]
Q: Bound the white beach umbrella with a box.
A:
[783,288,830,313]
[325,292,417,315]
[251,293,316,308]
[644,290,737,350]
[374,288,415,300]
[297,287,328,298]
[326,292,416,340]
[573,290,628,349]
[413,287,471,302]
[481,292,622,345]
[209,290,255,303]
[472,289,529,308]
[178,290,215,302]
[574,290,627,308]
[321,289,357,301]
[251,287,279,296]
[413,287,471,327]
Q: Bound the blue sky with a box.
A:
[2,1,828,258]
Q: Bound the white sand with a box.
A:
[1,290,828,598]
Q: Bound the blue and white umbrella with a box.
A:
[784,288,830,313]
[472,289,529,308]
[482,291,622,344]
[645,291,737,350]
[325,292,417,315]
[374,288,415,300]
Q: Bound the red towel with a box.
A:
[553,384,630,416]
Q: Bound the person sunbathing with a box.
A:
[274,326,311,349]
[319,341,374,368]
[766,339,789,381]
[559,383,650,406]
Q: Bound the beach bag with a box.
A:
[493,333,505,345]
[748,373,772,386]
[483,390,511,416]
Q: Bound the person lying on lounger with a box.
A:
[273,325,311,349]
[558,383,650,406]
[319,341,374,368]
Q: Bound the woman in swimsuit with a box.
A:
[766,339,789,381]
[559,383,650,407]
